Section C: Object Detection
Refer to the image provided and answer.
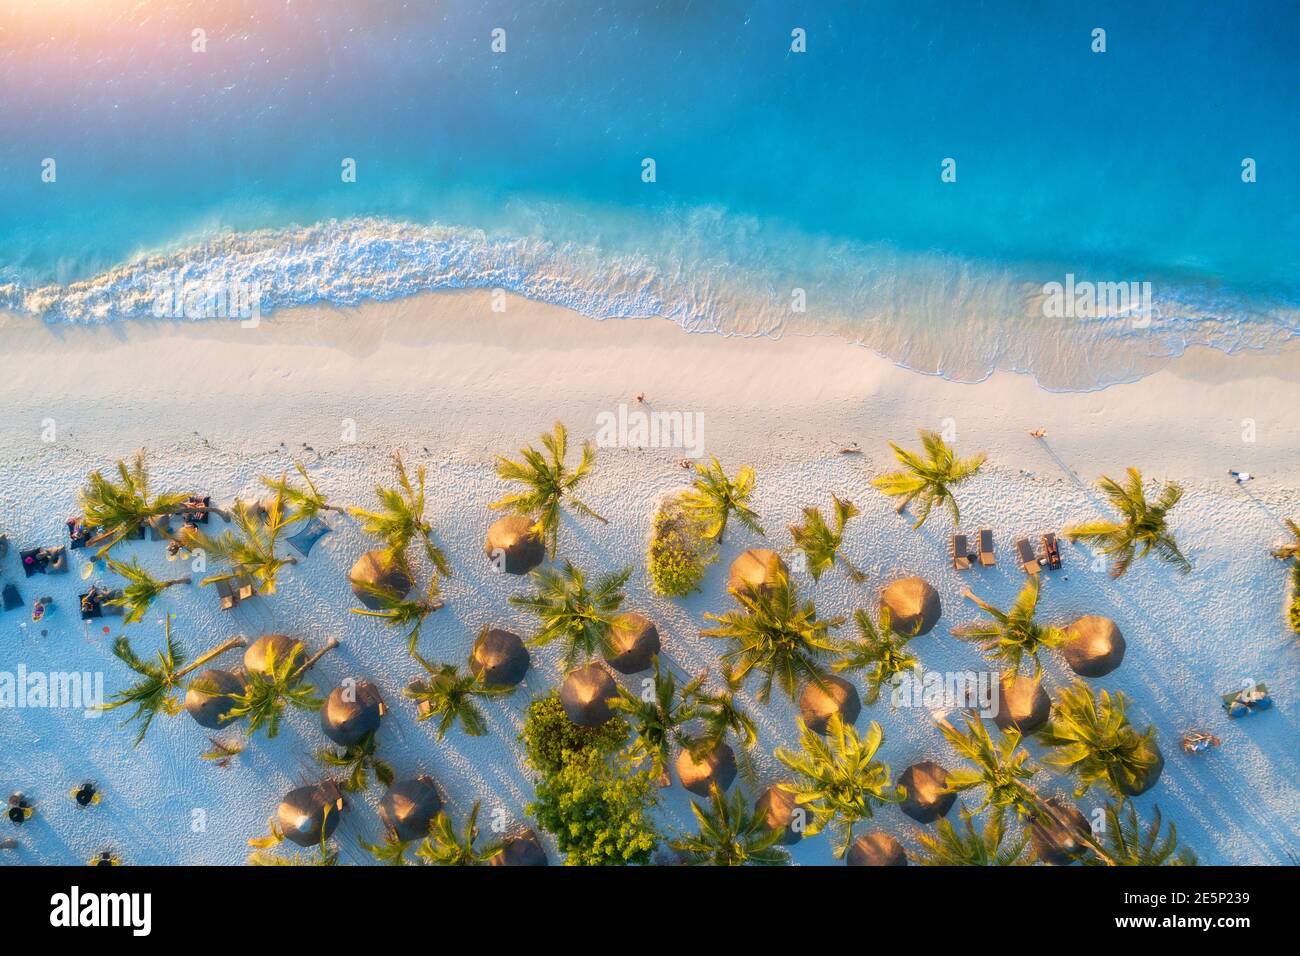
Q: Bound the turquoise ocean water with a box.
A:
[1,0,1296,388]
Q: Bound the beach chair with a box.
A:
[46,547,68,574]
[181,496,212,524]
[1015,538,1041,575]
[234,572,257,602]
[148,515,172,541]
[100,590,125,616]
[1041,533,1062,570]
[78,590,104,620]
[67,517,92,550]
[19,549,46,577]
[215,579,238,611]
[977,529,996,567]
[951,533,972,571]
[286,516,331,558]
[1222,683,1271,718]
[1,583,22,612]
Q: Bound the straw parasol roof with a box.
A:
[880,577,942,636]
[1029,796,1090,865]
[243,634,304,677]
[754,785,802,846]
[484,515,546,576]
[898,761,956,823]
[676,742,737,796]
[604,612,661,674]
[727,548,788,598]
[349,549,413,610]
[1121,742,1164,796]
[846,831,908,866]
[378,776,442,842]
[488,828,548,866]
[321,679,386,747]
[992,672,1051,734]
[277,783,345,848]
[1063,615,1126,677]
[184,668,246,729]
[469,628,531,687]
[798,675,862,735]
[559,662,619,727]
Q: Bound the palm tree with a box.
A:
[415,802,502,866]
[261,461,344,524]
[689,669,759,756]
[670,784,790,866]
[403,654,513,739]
[788,495,864,582]
[1037,682,1160,798]
[702,572,844,703]
[775,715,903,858]
[360,830,413,866]
[509,561,630,667]
[1088,799,1195,866]
[1290,564,1300,636]
[610,657,703,780]
[247,814,338,867]
[952,577,1065,675]
[193,493,297,595]
[318,730,395,793]
[1271,520,1300,635]
[679,456,763,544]
[223,638,337,739]
[871,430,986,529]
[350,577,444,654]
[350,452,451,576]
[914,808,1030,866]
[834,606,919,705]
[79,450,192,556]
[490,421,605,558]
[1064,467,1190,577]
[103,557,190,625]
[101,617,245,744]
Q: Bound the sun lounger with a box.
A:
[100,591,125,616]
[951,533,972,571]
[181,496,212,524]
[215,579,238,611]
[977,529,996,567]
[78,590,104,620]
[1016,538,1041,575]
[67,518,92,550]
[1,583,22,612]
[1041,533,1062,570]
[234,573,257,602]
[20,549,46,577]
[148,515,172,541]
[46,547,68,574]
[286,516,331,557]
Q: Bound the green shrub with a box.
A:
[528,748,659,865]
[647,493,716,597]
[520,692,628,776]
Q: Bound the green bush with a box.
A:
[647,493,717,598]
[528,748,659,866]
[521,692,628,776]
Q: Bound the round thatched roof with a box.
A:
[243,634,304,677]
[378,776,442,842]
[604,612,660,674]
[846,831,908,866]
[488,828,548,867]
[727,548,788,599]
[993,672,1051,734]
[798,675,862,735]
[754,785,802,846]
[1029,796,1090,865]
[1063,615,1126,677]
[349,549,413,610]
[184,668,246,729]
[484,515,546,576]
[470,628,530,687]
[880,577,942,636]
[320,680,385,747]
[277,784,345,848]
[1120,742,1165,796]
[898,761,956,823]
[559,663,618,727]
[676,742,737,797]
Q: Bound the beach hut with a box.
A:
[880,577,942,636]
[469,628,531,687]
[604,612,660,674]
[897,761,956,823]
[1062,615,1126,677]
[754,785,803,846]
[559,662,618,727]
[846,831,908,866]
[992,672,1051,734]
[1029,797,1090,865]
[676,742,737,796]
[321,679,386,747]
[484,515,546,575]
[349,549,413,610]
[488,828,548,866]
[277,783,345,848]
[184,668,246,729]
[377,776,442,842]
[726,548,788,598]
[243,634,305,677]
[798,675,862,735]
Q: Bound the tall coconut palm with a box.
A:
[223,638,337,739]
[79,450,192,556]
[610,657,703,780]
[350,452,451,576]
[1271,520,1300,635]
[871,430,986,529]
[490,421,606,558]
[914,807,1029,866]
[318,730,395,793]
[194,492,297,595]
[1036,682,1160,798]
[509,561,630,667]
[834,606,919,705]
[679,456,764,544]
[261,461,344,524]
[101,616,245,744]
[689,669,759,756]
[103,557,191,625]
[775,715,903,858]
[415,802,502,866]
[351,577,444,654]
[1064,467,1190,577]
[952,577,1065,675]
[361,830,413,866]
[404,654,513,739]
[670,784,790,866]
[788,495,864,582]
[1088,799,1195,866]
[702,573,844,703]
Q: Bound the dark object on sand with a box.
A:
[1,584,22,612]
[1222,683,1272,718]
[286,516,331,557]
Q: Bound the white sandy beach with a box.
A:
[0,291,1297,865]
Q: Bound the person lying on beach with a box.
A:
[1229,469,1255,483]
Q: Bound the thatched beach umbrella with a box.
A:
[992,672,1051,734]
[378,776,442,842]
[676,742,737,796]
[846,831,908,866]
[880,577,942,636]
[484,515,546,575]
[469,628,531,687]
[488,828,548,866]
[898,761,956,823]
[321,679,386,746]
[754,785,803,846]
[349,549,413,610]
[604,612,660,674]
[559,662,618,727]
[1063,615,1126,677]
[184,668,246,729]
[1029,796,1090,865]
[277,783,345,848]
[243,634,304,677]
[1121,742,1165,796]
[798,675,862,735]
[727,548,788,598]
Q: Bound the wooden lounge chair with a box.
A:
[234,573,257,602]
[977,529,996,567]
[1015,538,1041,575]
[1041,533,1062,570]
[951,534,972,571]
[78,590,104,620]
[215,579,238,611]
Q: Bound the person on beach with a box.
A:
[1229,469,1254,483]
[6,793,33,826]
[1029,428,1047,438]
[71,783,101,808]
